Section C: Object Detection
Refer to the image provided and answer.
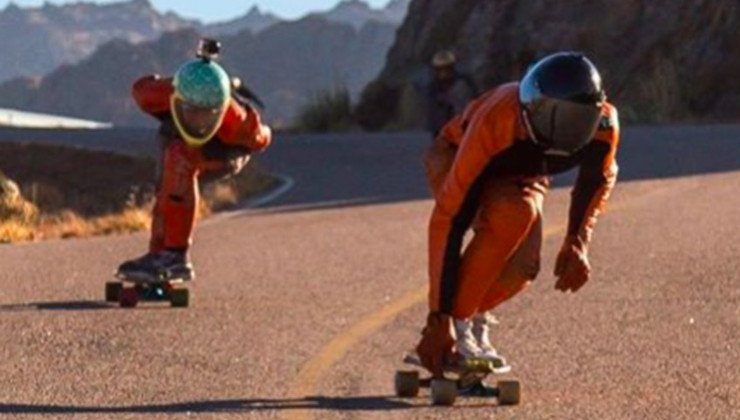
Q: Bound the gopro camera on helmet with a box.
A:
[191,37,266,110]
[197,38,222,61]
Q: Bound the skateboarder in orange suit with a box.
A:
[417,52,620,376]
[117,39,271,282]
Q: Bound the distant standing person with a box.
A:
[117,39,272,282]
[424,50,478,138]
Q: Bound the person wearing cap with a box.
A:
[417,52,620,377]
[424,50,478,138]
[116,40,272,282]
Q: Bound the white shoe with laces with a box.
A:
[454,318,483,360]
[472,312,508,367]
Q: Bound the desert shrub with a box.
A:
[293,86,354,132]
[0,143,279,243]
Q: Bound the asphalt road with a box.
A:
[0,125,738,419]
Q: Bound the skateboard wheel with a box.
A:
[394,371,420,397]
[170,288,189,308]
[497,380,521,405]
[105,282,123,303]
[430,379,457,406]
[119,288,139,308]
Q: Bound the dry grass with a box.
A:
[206,183,240,211]
[204,161,280,211]
[0,142,279,243]
[34,207,153,240]
[0,219,37,243]
[0,181,40,243]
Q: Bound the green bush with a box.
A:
[293,86,354,133]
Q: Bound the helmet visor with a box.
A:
[525,98,602,155]
[172,96,226,146]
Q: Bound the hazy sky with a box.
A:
[0,0,391,22]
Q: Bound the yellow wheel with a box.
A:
[430,379,457,406]
[394,371,420,397]
[497,380,521,405]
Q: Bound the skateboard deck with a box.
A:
[395,353,521,406]
[403,353,512,375]
[106,273,189,308]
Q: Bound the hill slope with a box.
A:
[357,0,740,129]
[0,0,194,82]
[0,18,397,125]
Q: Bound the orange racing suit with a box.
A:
[132,75,272,252]
[424,82,619,319]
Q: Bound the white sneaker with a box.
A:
[454,318,483,360]
[472,312,507,366]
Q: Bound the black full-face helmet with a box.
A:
[519,52,606,156]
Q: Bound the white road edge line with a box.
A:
[202,172,295,225]
[241,173,296,209]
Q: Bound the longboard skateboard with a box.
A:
[106,274,189,308]
[394,353,521,406]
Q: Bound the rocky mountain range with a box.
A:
[357,0,740,129]
[0,19,397,125]
[0,0,411,83]
[203,6,281,37]
[208,0,411,36]
[315,0,410,29]
[0,0,410,125]
[0,0,193,82]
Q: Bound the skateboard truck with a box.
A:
[106,274,189,308]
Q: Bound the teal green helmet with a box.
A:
[171,59,231,146]
[174,59,230,108]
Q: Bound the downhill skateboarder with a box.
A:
[418,52,621,376]
[117,39,272,282]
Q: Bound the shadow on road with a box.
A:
[0,395,500,414]
[0,300,113,312]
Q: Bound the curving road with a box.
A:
[0,125,739,419]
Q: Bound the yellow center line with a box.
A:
[282,224,567,420]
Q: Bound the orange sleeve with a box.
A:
[425,90,503,194]
[435,88,519,215]
[217,99,272,152]
[438,89,499,146]
[132,75,173,117]
[438,114,465,146]
[567,103,620,244]
[428,85,520,313]
[423,134,457,195]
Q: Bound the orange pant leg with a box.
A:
[155,141,201,250]
[150,139,250,252]
[149,198,166,253]
[478,213,543,312]
[450,177,545,319]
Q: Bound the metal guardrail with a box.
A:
[0,108,112,129]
